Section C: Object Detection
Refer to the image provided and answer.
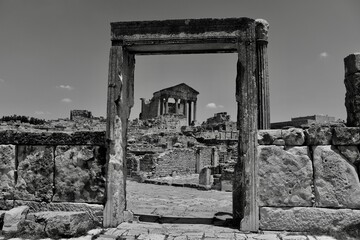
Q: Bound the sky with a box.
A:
[0,0,359,123]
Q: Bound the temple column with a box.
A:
[183,99,187,118]
[157,98,161,116]
[193,100,197,122]
[255,19,270,129]
[159,98,164,115]
[175,98,179,114]
[164,98,169,114]
[188,101,192,125]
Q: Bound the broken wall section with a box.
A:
[0,130,106,222]
[258,125,360,236]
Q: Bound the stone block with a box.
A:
[258,129,282,145]
[15,145,54,201]
[2,206,29,234]
[53,145,106,203]
[24,211,93,238]
[337,146,360,164]
[260,207,360,237]
[313,145,360,208]
[199,167,212,187]
[281,128,305,145]
[14,200,103,225]
[220,180,232,192]
[0,130,106,145]
[0,145,15,200]
[0,200,14,210]
[333,127,360,145]
[258,146,313,206]
[344,53,360,76]
[305,125,332,145]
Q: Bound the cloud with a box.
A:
[319,52,329,59]
[0,78,5,83]
[56,85,74,90]
[206,103,224,109]
[61,98,72,103]
[206,103,217,109]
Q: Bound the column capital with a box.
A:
[255,19,269,42]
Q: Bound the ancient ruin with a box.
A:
[271,114,337,129]
[105,17,270,230]
[2,17,360,239]
[140,83,199,126]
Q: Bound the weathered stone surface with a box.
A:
[257,130,282,145]
[14,200,103,225]
[199,167,212,187]
[273,139,285,146]
[337,146,360,164]
[345,83,360,127]
[0,210,5,230]
[0,199,14,210]
[111,18,255,42]
[156,148,196,176]
[25,211,93,237]
[2,206,29,233]
[0,145,15,200]
[53,146,106,203]
[313,145,360,208]
[260,207,360,236]
[15,146,54,201]
[305,125,332,145]
[333,127,360,145]
[258,146,313,206]
[344,53,360,76]
[281,128,305,145]
[0,130,105,145]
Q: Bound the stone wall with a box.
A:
[258,125,360,235]
[0,130,106,222]
[155,148,196,176]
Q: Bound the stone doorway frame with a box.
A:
[104,18,270,231]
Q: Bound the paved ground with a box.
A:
[127,179,232,220]
[0,180,338,239]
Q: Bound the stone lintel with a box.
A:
[0,131,105,145]
[111,18,258,54]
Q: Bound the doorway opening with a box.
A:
[126,53,237,225]
[104,18,269,232]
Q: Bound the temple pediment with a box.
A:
[153,83,199,101]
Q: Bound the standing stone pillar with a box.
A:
[255,19,270,129]
[164,98,169,115]
[105,46,135,227]
[140,98,145,119]
[159,98,163,115]
[193,100,197,122]
[183,100,187,117]
[175,98,179,114]
[195,148,202,173]
[188,101,192,125]
[344,53,360,126]
[157,98,161,116]
[233,21,259,231]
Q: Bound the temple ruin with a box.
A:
[139,83,199,125]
